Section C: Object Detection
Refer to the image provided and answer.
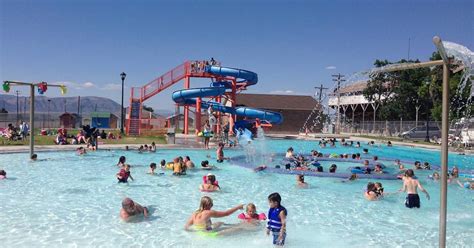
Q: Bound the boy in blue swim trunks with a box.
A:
[266,192,287,246]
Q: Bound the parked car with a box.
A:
[400,126,441,140]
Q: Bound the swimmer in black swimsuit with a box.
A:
[399,169,430,208]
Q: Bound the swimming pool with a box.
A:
[0,139,473,247]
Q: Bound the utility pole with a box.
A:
[408,37,411,60]
[332,74,345,134]
[16,90,20,125]
[314,84,328,102]
[313,84,329,133]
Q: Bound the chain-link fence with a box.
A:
[339,120,442,137]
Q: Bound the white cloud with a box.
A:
[269,90,295,95]
[325,66,336,70]
[57,81,96,90]
[101,83,122,91]
[83,82,95,88]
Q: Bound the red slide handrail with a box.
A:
[141,61,190,101]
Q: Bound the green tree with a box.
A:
[363,59,430,120]
[426,52,473,121]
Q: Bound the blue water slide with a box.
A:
[205,66,258,85]
[171,66,283,124]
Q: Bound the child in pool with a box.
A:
[364,182,379,201]
[184,196,243,232]
[117,164,134,183]
[76,147,86,155]
[160,159,166,169]
[296,174,308,188]
[147,163,157,175]
[374,182,384,197]
[374,164,384,174]
[285,147,295,158]
[238,203,267,222]
[430,172,440,181]
[200,160,215,170]
[216,143,227,163]
[0,169,6,179]
[455,179,474,190]
[200,174,220,192]
[342,173,358,183]
[120,197,148,221]
[117,156,126,167]
[266,192,287,246]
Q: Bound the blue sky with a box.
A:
[1,0,472,111]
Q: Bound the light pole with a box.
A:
[120,72,126,135]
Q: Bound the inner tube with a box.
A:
[238,212,266,221]
[166,162,174,170]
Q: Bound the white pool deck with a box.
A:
[1,133,472,154]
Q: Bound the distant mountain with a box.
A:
[0,94,121,114]
[0,94,174,116]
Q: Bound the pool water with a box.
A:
[0,139,473,248]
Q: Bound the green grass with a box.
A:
[0,129,166,146]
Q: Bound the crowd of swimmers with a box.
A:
[3,136,473,247]
[114,152,221,183]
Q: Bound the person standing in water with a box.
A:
[399,169,430,208]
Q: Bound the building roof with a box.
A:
[236,93,320,111]
[335,80,393,94]
[336,81,368,94]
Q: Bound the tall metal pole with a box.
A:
[16,90,20,125]
[47,99,51,129]
[29,84,35,158]
[438,63,449,248]
[433,35,450,248]
[314,84,328,102]
[332,74,345,134]
[121,76,125,134]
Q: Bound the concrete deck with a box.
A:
[0,133,472,155]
